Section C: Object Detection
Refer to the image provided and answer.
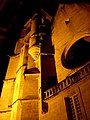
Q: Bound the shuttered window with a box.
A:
[65,93,87,120]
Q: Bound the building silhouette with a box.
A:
[0,3,90,120]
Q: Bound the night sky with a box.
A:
[0,0,88,94]
[0,0,59,94]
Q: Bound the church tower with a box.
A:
[0,3,90,120]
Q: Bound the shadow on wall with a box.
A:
[0,55,10,96]
[41,29,57,93]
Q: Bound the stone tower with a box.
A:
[0,3,90,120]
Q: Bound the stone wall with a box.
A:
[40,3,90,120]
[0,3,90,120]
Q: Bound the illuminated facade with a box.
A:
[0,3,90,120]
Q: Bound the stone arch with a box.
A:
[61,34,90,69]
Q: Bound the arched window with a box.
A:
[61,37,90,69]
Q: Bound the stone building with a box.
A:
[0,3,90,120]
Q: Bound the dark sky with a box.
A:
[0,0,88,94]
[0,0,59,53]
[0,0,88,54]
[0,0,60,94]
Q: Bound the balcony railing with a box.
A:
[44,62,90,100]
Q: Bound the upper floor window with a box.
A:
[61,36,90,69]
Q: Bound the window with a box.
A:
[65,93,87,120]
[61,37,90,69]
